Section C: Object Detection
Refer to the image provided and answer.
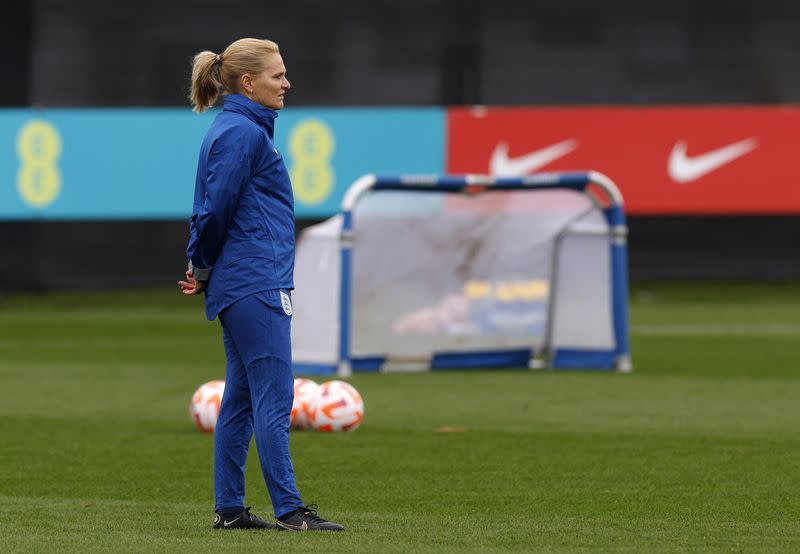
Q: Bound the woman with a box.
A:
[178,37,343,532]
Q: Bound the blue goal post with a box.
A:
[291,172,631,375]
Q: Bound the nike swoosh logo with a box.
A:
[223,516,241,527]
[277,520,309,531]
[490,139,578,176]
[668,138,758,183]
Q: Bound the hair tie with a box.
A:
[215,54,222,64]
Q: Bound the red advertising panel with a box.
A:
[447,106,800,214]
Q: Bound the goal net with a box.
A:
[292,173,631,374]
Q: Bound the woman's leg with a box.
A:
[213,320,254,511]
[218,291,304,518]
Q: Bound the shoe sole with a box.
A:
[214,526,277,530]
[213,524,277,530]
[275,521,343,532]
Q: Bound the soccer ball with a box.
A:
[308,380,364,432]
[190,380,225,432]
[291,378,320,430]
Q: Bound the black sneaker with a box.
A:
[213,506,276,529]
[276,504,344,531]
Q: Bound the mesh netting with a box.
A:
[292,187,615,367]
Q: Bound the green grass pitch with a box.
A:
[1,283,799,552]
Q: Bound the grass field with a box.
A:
[1,282,799,552]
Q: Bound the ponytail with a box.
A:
[189,51,222,113]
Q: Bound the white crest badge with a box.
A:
[279,291,293,316]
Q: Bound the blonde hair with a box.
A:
[189,38,280,113]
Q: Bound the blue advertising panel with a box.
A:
[0,107,444,220]
[275,108,444,217]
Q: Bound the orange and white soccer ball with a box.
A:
[308,380,364,432]
[291,378,320,430]
[190,380,225,432]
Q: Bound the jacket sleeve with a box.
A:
[187,139,251,281]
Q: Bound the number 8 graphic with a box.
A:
[288,119,335,205]
[16,119,62,208]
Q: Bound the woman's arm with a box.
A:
[186,137,252,281]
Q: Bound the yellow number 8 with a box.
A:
[288,119,335,205]
[16,119,62,208]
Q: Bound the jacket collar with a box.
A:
[223,94,278,137]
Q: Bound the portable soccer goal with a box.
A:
[291,172,631,375]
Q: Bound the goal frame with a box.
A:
[301,171,631,376]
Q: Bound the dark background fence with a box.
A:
[8,0,800,108]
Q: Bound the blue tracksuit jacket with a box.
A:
[187,94,295,320]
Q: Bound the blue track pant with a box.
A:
[214,290,304,518]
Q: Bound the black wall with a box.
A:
[14,0,800,108]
